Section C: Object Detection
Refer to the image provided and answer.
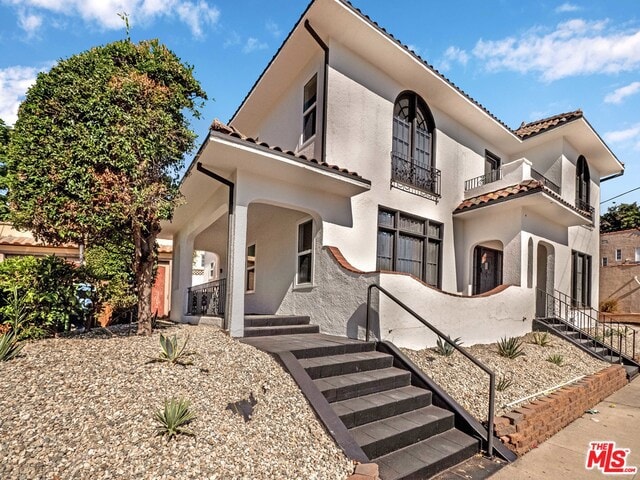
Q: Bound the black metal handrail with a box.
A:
[464,169,503,191]
[530,169,561,195]
[365,283,496,457]
[537,288,637,361]
[391,151,441,197]
[186,278,227,316]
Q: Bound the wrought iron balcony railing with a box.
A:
[391,152,441,197]
[187,278,226,316]
[530,168,561,195]
[464,169,503,191]
[575,197,595,220]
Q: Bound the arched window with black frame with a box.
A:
[391,91,439,197]
[576,155,591,211]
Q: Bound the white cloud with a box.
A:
[604,124,640,145]
[265,20,281,38]
[18,10,43,38]
[242,37,268,54]
[604,81,640,104]
[0,65,43,125]
[439,45,469,71]
[223,30,241,48]
[555,3,580,13]
[472,19,640,81]
[2,0,220,37]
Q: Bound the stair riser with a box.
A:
[400,443,479,480]
[244,316,310,327]
[243,325,319,337]
[362,415,455,459]
[320,373,411,403]
[340,392,432,429]
[291,343,375,359]
[304,356,394,379]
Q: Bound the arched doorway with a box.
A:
[472,242,503,295]
[535,242,555,317]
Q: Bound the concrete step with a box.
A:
[333,385,432,429]
[314,367,411,403]
[376,429,480,480]
[624,364,639,380]
[299,351,394,379]
[290,339,376,359]
[350,405,455,459]
[244,315,311,327]
[243,324,319,337]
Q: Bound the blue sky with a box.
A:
[1,0,639,210]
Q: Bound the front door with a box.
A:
[473,246,503,295]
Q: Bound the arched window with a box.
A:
[391,92,439,197]
[576,155,590,210]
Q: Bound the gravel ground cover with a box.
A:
[0,324,352,480]
[402,332,610,421]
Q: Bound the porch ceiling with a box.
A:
[453,189,591,227]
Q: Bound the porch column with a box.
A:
[226,202,248,337]
[170,232,194,323]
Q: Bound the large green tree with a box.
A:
[6,39,206,335]
[0,119,10,220]
[600,202,640,233]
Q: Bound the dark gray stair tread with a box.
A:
[603,355,621,363]
[624,365,639,379]
[299,351,393,379]
[377,429,479,480]
[243,324,319,337]
[333,385,432,428]
[350,405,454,459]
[244,315,310,327]
[242,333,375,357]
[314,367,410,402]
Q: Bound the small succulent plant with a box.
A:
[154,398,196,440]
[497,336,525,359]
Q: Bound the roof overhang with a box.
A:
[454,189,592,227]
[511,117,624,178]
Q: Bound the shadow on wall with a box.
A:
[346,303,377,340]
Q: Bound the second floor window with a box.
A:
[303,75,317,142]
[391,91,439,196]
[576,155,590,210]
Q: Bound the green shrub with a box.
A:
[547,354,564,366]
[154,398,196,440]
[154,334,193,365]
[599,298,618,313]
[84,241,136,312]
[496,374,513,392]
[0,332,23,361]
[0,255,88,337]
[434,336,463,357]
[497,336,526,359]
[530,331,551,347]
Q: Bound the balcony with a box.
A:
[575,197,595,220]
[391,151,441,200]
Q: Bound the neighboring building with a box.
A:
[600,229,640,315]
[161,0,624,348]
[0,223,173,318]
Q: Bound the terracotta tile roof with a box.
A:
[209,119,367,181]
[455,180,544,212]
[454,179,593,220]
[515,110,583,139]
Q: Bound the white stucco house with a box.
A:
[160,0,624,349]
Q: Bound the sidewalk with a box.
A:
[490,377,640,479]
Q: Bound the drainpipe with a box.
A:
[196,162,235,330]
[304,20,329,164]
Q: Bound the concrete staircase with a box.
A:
[535,317,640,380]
[243,314,319,337]
[243,316,482,479]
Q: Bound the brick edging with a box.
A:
[494,365,628,456]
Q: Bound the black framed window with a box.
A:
[376,207,442,287]
[602,257,608,267]
[576,155,590,210]
[297,220,313,285]
[302,75,317,142]
[571,250,592,307]
[615,249,622,261]
[484,150,502,183]
[391,91,439,196]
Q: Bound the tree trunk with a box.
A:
[134,224,157,336]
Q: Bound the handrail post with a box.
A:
[488,371,495,457]
[366,284,372,342]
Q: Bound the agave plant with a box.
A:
[497,336,525,359]
[155,334,193,365]
[0,332,24,362]
[434,336,463,357]
[496,374,514,392]
[546,354,564,366]
[154,398,196,440]
[530,331,551,347]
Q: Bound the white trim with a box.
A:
[295,217,315,287]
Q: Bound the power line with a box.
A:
[601,186,640,204]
